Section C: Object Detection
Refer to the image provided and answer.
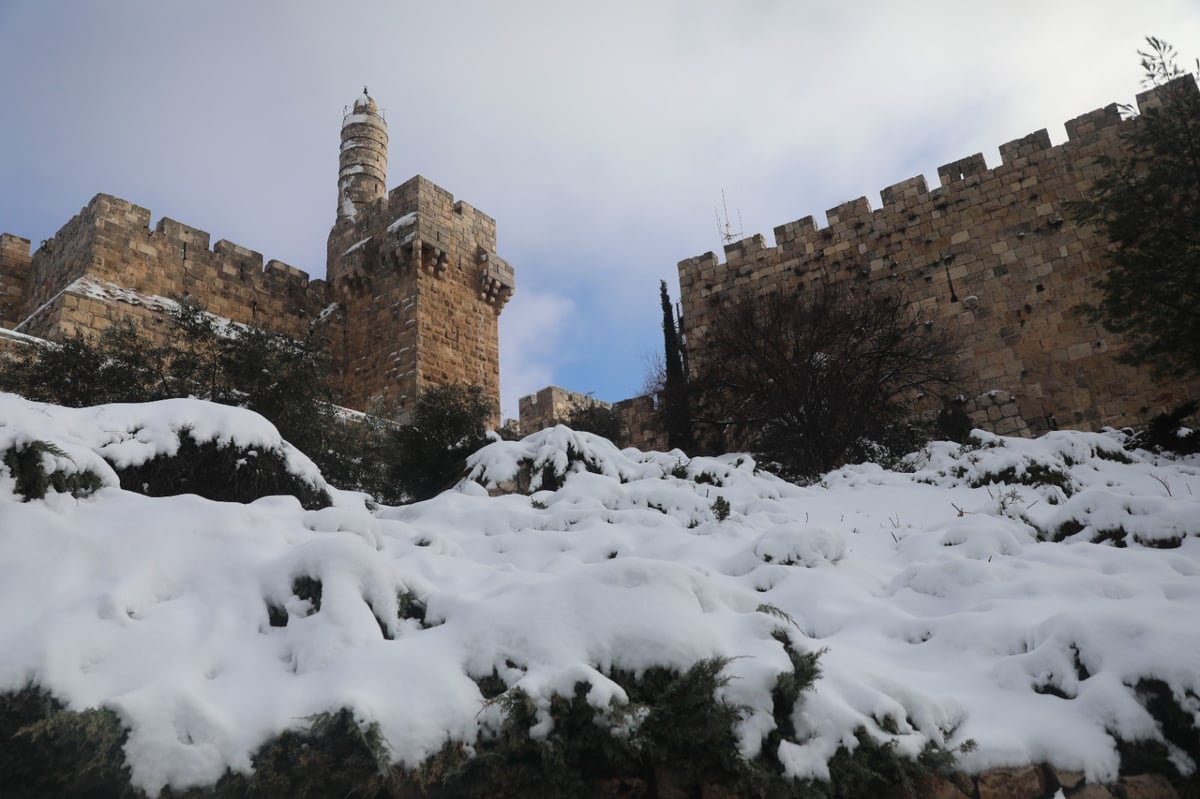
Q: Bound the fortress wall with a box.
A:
[678,78,1200,436]
[327,175,513,419]
[518,386,604,433]
[18,194,332,343]
[0,234,32,328]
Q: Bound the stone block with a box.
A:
[1070,785,1114,799]
[1117,774,1179,799]
[976,766,1045,799]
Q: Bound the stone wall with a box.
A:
[0,92,514,421]
[517,385,670,451]
[0,234,31,328]
[678,76,1200,436]
[0,180,513,418]
[326,175,513,419]
[10,194,335,347]
[518,386,607,434]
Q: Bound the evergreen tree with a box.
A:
[380,383,493,504]
[659,280,691,451]
[1068,38,1200,377]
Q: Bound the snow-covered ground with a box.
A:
[1,393,1198,795]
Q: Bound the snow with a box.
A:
[2,400,1199,794]
[386,212,417,233]
[341,113,379,127]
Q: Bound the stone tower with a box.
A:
[337,89,388,219]
[326,91,515,421]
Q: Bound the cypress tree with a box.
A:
[660,280,692,450]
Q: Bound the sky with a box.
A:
[2,1,1199,421]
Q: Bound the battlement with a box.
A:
[1,90,514,423]
[0,233,31,258]
[0,233,33,328]
[11,193,329,347]
[679,75,1200,437]
[684,77,1195,285]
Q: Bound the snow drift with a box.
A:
[1,393,1198,794]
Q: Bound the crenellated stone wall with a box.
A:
[326,175,513,419]
[677,76,1200,436]
[10,194,333,347]
[0,234,31,328]
[0,93,515,420]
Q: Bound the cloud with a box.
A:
[498,290,576,422]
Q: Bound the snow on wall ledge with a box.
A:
[2,399,1200,794]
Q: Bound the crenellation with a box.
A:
[998,129,1052,165]
[826,196,872,226]
[937,152,988,185]
[1063,103,1122,141]
[880,175,928,206]
[155,217,212,251]
[1136,72,1200,113]
[323,106,513,420]
[677,77,1200,437]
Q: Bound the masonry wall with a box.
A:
[679,78,1200,436]
[327,175,514,418]
[517,385,669,451]
[20,194,332,338]
[0,234,32,328]
[518,386,600,434]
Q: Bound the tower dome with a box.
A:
[337,87,388,219]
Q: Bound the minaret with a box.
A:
[336,87,388,219]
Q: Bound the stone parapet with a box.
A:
[678,76,1200,437]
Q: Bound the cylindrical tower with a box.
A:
[337,88,388,219]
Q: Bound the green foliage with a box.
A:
[694,282,961,481]
[380,383,494,504]
[113,429,330,510]
[0,686,132,799]
[0,300,363,501]
[565,398,626,446]
[935,396,973,444]
[2,440,104,501]
[0,644,973,799]
[1130,400,1200,455]
[0,322,166,406]
[967,462,1075,496]
[1067,38,1200,377]
[807,730,959,799]
[711,494,732,521]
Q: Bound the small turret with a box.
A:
[337,87,388,219]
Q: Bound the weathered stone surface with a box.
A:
[1070,785,1115,799]
[976,765,1046,799]
[1117,773,1179,799]
[1053,770,1085,791]
[917,775,971,799]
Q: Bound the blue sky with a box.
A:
[2,1,1199,421]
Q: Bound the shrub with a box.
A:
[692,282,961,481]
[1,440,105,501]
[379,384,494,504]
[565,398,626,446]
[112,430,330,510]
[0,686,132,799]
[1129,400,1200,455]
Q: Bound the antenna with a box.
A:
[715,190,743,244]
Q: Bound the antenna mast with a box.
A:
[715,189,743,244]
